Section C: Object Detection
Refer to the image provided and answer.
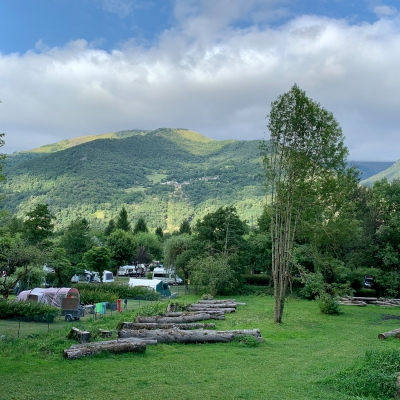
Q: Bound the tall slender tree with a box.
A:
[262,84,352,323]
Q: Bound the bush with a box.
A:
[0,300,59,322]
[236,285,274,296]
[325,349,400,399]
[72,283,160,301]
[318,293,340,315]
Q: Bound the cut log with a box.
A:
[186,307,236,313]
[338,301,366,306]
[379,328,400,339]
[117,322,216,330]
[163,311,225,320]
[98,329,113,338]
[118,328,263,343]
[189,303,237,309]
[63,338,152,359]
[136,313,224,324]
[66,327,91,343]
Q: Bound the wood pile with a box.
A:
[340,297,400,307]
[63,298,262,359]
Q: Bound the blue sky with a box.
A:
[1,0,400,160]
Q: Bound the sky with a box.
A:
[1,0,400,161]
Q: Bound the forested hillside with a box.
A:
[1,128,265,231]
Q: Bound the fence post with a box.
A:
[17,318,21,338]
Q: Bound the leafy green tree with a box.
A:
[47,247,75,287]
[163,234,197,288]
[116,206,131,232]
[0,133,5,188]
[189,255,238,297]
[0,234,43,298]
[58,218,93,266]
[83,246,112,280]
[107,229,135,270]
[104,218,116,236]
[179,219,192,235]
[133,217,148,235]
[262,84,352,323]
[195,206,247,256]
[23,203,55,247]
[133,232,162,261]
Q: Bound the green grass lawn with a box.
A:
[1,296,400,400]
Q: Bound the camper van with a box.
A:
[71,270,114,283]
[152,267,183,285]
[118,264,146,277]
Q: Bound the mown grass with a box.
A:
[1,296,400,400]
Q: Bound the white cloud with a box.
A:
[373,5,398,17]
[1,2,400,161]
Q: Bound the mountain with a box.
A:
[351,161,396,181]
[1,128,265,231]
[361,160,400,186]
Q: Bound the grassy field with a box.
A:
[1,295,400,400]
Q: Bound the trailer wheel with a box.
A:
[73,317,80,321]
[65,314,72,322]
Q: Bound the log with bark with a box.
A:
[164,311,224,318]
[117,322,216,330]
[197,300,246,306]
[189,303,237,309]
[186,307,236,313]
[118,328,263,343]
[338,301,366,306]
[63,338,154,359]
[136,313,224,323]
[378,328,400,339]
[66,327,91,343]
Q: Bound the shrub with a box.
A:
[0,300,59,322]
[318,293,340,315]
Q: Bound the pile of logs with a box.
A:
[340,297,400,307]
[63,298,262,359]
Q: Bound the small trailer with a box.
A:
[61,296,85,322]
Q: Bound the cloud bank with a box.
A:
[1,1,400,160]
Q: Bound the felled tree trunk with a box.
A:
[63,338,152,359]
[117,322,216,330]
[378,328,400,339]
[188,303,237,309]
[136,313,224,323]
[118,328,263,343]
[186,307,236,313]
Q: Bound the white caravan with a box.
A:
[152,267,183,285]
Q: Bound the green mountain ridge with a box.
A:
[2,128,264,231]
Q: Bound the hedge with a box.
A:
[0,300,59,322]
[242,274,270,286]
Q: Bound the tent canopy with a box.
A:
[128,278,170,297]
[17,287,80,308]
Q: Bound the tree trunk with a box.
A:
[63,338,152,359]
[197,299,237,304]
[377,329,400,339]
[117,322,216,330]
[135,313,224,323]
[118,328,263,343]
[164,312,225,320]
[188,303,237,309]
[186,307,236,313]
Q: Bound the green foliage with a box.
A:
[23,203,55,247]
[77,288,118,304]
[72,282,161,300]
[318,293,340,315]
[116,206,131,232]
[189,255,238,296]
[0,300,59,322]
[155,226,163,238]
[82,246,112,278]
[179,219,192,235]
[325,349,400,399]
[107,229,135,269]
[133,217,148,234]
